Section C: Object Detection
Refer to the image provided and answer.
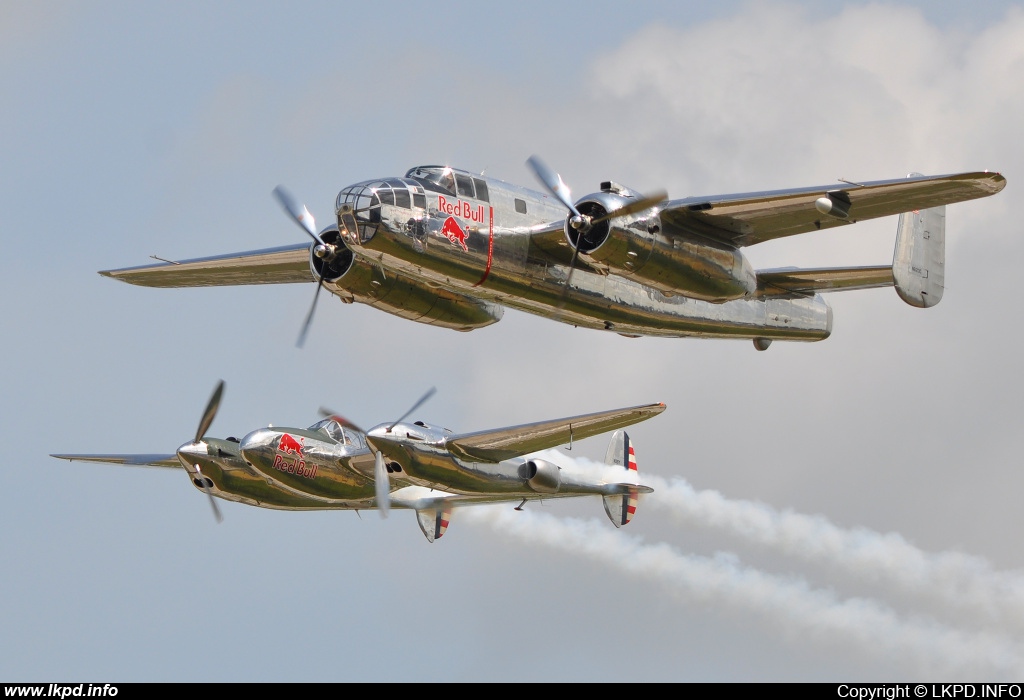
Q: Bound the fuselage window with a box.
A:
[394,188,411,208]
[455,173,475,198]
[473,178,490,202]
[515,198,527,214]
[376,185,395,206]
[413,193,426,209]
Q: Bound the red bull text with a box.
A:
[272,454,318,479]
[437,196,485,224]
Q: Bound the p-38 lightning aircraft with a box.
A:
[51,384,665,542]
[101,157,1006,349]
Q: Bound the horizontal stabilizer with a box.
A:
[100,244,313,288]
[50,453,182,469]
[445,403,665,463]
[756,266,894,298]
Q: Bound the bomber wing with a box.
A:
[50,454,182,469]
[444,403,665,463]
[660,171,1005,247]
[100,244,313,288]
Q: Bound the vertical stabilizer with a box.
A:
[415,503,452,543]
[893,175,945,308]
[602,430,639,528]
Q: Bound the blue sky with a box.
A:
[3,0,1024,681]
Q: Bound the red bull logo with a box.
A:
[278,433,304,456]
[440,216,469,252]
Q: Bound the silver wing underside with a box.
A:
[444,402,666,463]
[100,244,313,287]
[661,171,1005,247]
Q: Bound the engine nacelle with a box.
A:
[520,458,562,494]
[567,188,757,303]
[312,225,502,331]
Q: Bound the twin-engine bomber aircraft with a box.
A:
[51,384,665,542]
[100,157,1006,349]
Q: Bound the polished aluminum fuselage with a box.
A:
[333,169,831,341]
[179,421,630,512]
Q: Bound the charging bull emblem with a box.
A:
[440,216,469,252]
[278,433,304,456]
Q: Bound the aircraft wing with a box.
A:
[660,171,1005,247]
[756,266,894,297]
[444,402,665,463]
[50,454,182,469]
[100,244,313,287]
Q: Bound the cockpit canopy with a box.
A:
[307,418,363,447]
[405,166,490,201]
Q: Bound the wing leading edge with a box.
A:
[661,171,1005,247]
[100,244,313,288]
[444,403,666,463]
[50,454,182,469]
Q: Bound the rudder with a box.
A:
[893,173,945,308]
[602,430,639,528]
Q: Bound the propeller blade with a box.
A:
[195,380,224,444]
[186,463,223,524]
[589,190,668,225]
[526,155,581,217]
[374,450,390,518]
[386,387,437,432]
[202,482,224,524]
[273,185,320,243]
[558,244,584,310]
[317,407,365,434]
[296,277,325,348]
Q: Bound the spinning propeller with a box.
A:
[526,156,667,302]
[273,186,339,348]
[362,386,437,519]
[185,380,225,524]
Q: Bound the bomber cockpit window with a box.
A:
[406,166,457,196]
[515,198,527,214]
[473,178,490,202]
[455,173,475,198]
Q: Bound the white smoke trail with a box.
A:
[462,505,1024,677]
[543,450,1024,628]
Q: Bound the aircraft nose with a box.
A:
[239,429,276,466]
[176,440,207,462]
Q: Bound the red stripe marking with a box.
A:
[473,206,495,287]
